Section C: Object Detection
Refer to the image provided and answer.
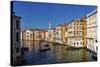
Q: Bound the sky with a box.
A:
[12,1,97,30]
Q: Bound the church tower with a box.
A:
[49,21,52,29]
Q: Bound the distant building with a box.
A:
[48,28,54,42]
[21,29,46,42]
[86,9,97,53]
[54,25,62,44]
[49,21,52,29]
[34,29,46,41]
[25,30,34,41]
[45,31,48,41]
[47,21,55,42]
[48,22,68,45]
[68,17,87,47]
[65,24,68,45]
[21,29,34,47]
[33,29,40,41]
[11,12,22,65]
[60,23,68,45]
[22,30,34,41]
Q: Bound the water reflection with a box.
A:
[22,40,96,65]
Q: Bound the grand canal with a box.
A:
[21,40,97,65]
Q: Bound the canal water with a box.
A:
[21,40,96,65]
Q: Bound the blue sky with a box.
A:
[12,1,97,29]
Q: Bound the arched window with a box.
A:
[16,20,19,29]
[77,42,79,45]
[74,42,75,45]
[80,42,82,45]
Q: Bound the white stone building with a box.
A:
[47,21,54,42]
[48,29,54,42]
[25,29,34,41]
[86,9,97,53]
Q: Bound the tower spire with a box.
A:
[49,21,52,29]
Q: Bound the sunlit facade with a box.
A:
[47,21,55,42]
[22,29,46,41]
[48,28,54,42]
[60,23,68,45]
[45,31,48,41]
[39,29,46,41]
[86,9,97,53]
[68,17,86,47]
[54,25,62,44]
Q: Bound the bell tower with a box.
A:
[49,21,52,29]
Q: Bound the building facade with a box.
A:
[11,13,22,65]
[48,28,54,42]
[21,29,46,42]
[47,21,55,42]
[21,29,34,47]
[68,17,86,47]
[45,31,48,41]
[60,23,68,45]
[86,9,97,53]
[54,25,62,44]
[34,29,41,41]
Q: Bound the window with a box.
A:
[74,23,75,25]
[83,32,84,35]
[83,42,84,45]
[16,32,19,42]
[77,27,78,29]
[95,40,98,43]
[17,56,20,59]
[77,42,79,45]
[66,28,67,30]
[49,34,52,37]
[16,47,19,53]
[74,27,75,29]
[83,23,84,25]
[80,23,82,25]
[16,20,19,29]
[27,32,29,34]
[74,42,75,45]
[80,42,82,45]
[27,35,30,37]
[30,34,33,37]
[80,19,83,22]
[82,27,84,30]
[96,46,98,51]
[56,32,59,35]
